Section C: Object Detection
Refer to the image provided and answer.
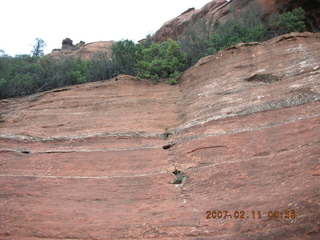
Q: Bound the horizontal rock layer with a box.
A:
[0,33,320,239]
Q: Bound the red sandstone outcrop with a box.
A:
[51,39,115,60]
[1,32,320,239]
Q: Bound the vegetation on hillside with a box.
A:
[276,0,320,31]
[137,39,187,83]
[179,6,307,65]
[0,6,309,99]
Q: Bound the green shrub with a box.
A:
[178,19,212,66]
[269,7,306,36]
[111,40,141,75]
[208,20,267,54]
[180,6,308,64]
[137,39,187,81]
[111,39,187,82]
[275,0,319,32]
[0,55,43,98]
[0,56,94,99]
[166,71,182,85]
[207,5,268,54]
[85,52,119,82]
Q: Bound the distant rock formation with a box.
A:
[61,38,75,50]
[50,38,115,60]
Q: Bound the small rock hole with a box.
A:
[163,143,175,150]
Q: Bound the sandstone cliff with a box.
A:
[0,32,320,239]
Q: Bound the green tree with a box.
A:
[269,7,306,36]
[178,20,212,66]
[207,5,268,54]
[137,39,187,82]
[0,49,6,57]
[31,38,46,57]
[111,40,141,75]
[87,52,116,82]
[275,0,319,31]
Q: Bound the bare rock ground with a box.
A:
[0,33,320,239]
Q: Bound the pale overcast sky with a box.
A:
[1,0,210,56]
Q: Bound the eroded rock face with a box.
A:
[1,33,320,239]
[51,39,115,60]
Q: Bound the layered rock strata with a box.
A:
[0,33,320,239]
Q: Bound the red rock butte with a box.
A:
[1,33,320,239]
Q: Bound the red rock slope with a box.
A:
[0,33,320,239]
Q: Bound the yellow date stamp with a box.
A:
[206,210,297,220]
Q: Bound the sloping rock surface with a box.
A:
[1,33,320,239]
